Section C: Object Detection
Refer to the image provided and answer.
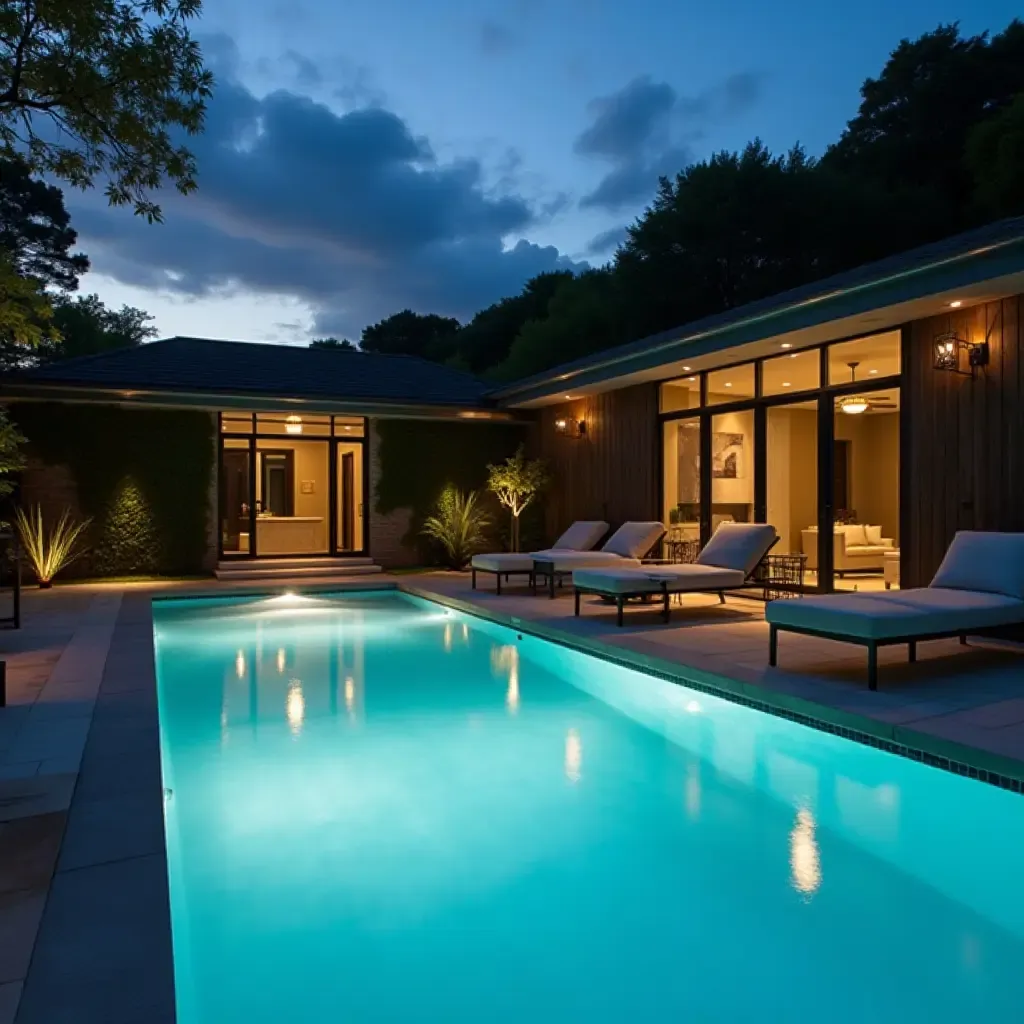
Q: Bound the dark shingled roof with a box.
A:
[15,336,491,407]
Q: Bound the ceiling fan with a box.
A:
[837,362,898,415]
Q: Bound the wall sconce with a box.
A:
[554,416,586,438]
[934,331,988,378]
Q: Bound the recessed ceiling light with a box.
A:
[950,300,962,308]
[564,394,571,399]
[782,382,791,387]
[724,382,732,387]
[682,366,691,372]
[781,343,792,349]
[686,376,696,382]
[869,369,878,375]
[790,353,798,359]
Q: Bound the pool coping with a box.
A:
[19,576,1023,1023]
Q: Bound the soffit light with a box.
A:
[285,415,303,435]
[780,343,792,349]
[949,300,962,308]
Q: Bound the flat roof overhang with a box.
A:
[493,234,1024,408]
[0,382,525,424]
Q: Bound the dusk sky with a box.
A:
[70,0,1021,345]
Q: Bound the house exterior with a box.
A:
[4,215,1024,586]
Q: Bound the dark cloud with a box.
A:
[71,38,581,338]
[576,73,764,211]
[583,225,628,258]
[478,20,518,55]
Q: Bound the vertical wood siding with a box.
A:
[905,294,1024,586]
[536,383,659,541]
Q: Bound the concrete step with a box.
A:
[214,558,382,581]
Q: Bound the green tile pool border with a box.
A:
[400,583,1024,794]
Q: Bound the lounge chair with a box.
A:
[533,521,667,598]
[573,523,778,626]
[470,521,608,594]
[767,531,1024,690]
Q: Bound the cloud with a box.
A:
[583,225,628,258]
[69,39,582,339]
[575,72,763,211]
[478,20,518,55]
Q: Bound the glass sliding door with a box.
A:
[832,386,900,592]
[336,442,365,553]
[766,401,817,584]
[710,409,755,533]
[255,439,330,555]
[662,418,701,560]
[220,438,252,556]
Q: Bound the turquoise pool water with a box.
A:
[154,590,1024,1023]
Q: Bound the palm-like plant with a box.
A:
[421,486,490,569]
[14,506,92,588]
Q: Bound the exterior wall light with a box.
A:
[933,331,988,378]
[554,417,586,438]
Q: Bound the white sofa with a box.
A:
[768,531,1024,689]
[801,525,894,574]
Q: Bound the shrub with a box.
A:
[14,505,91,587]
[420,486,490,569]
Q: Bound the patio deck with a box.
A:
[0,571,1021,1022]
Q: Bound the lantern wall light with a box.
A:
[933,331,988,378]
[554,417,586,438]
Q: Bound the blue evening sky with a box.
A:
[73,0,1021,344]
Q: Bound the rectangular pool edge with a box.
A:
[399,582,1024,795]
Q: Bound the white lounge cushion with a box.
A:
[841,524,869,546]
[698,522,777,575]
[930,531,1024,602]
[843,545,892,556]
[553,520,608,551]
[574,564,745,595]
[602,521,666,558]
[534,551,641,572]
[766,587,1024,640]
[471,553,537,572]
[865,525,883,544]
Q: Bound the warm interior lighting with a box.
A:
[839,396,869,416]
[285,415,303,435]
[780,343,792,349]
[724,382,732,388]
[782,382,791,388]
[682,365,691,371]
[869,369,878,375]
[949,300,962,308]
[686,376,696,382]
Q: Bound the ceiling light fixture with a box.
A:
[682,366,691,372]
[782,382,791,388]
[839,396,869,416]
[781,343,792,349]
[724,382,732,387]
[285,415,303,435]
[949,300,962,308]
[869,369,878,375]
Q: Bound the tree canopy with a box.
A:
[359,310,462,360]
[0,0,213,222]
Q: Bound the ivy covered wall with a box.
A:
[372,418,542,562]
[12,402,214,576]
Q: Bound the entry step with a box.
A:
[214,557,382,581]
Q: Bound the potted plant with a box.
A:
[486,445,547,553]
[14,506,91,588]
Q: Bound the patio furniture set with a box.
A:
[471,523,1024,692]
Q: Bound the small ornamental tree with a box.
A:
[486,444,547,553]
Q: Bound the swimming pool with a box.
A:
[154,589,1024,1023]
